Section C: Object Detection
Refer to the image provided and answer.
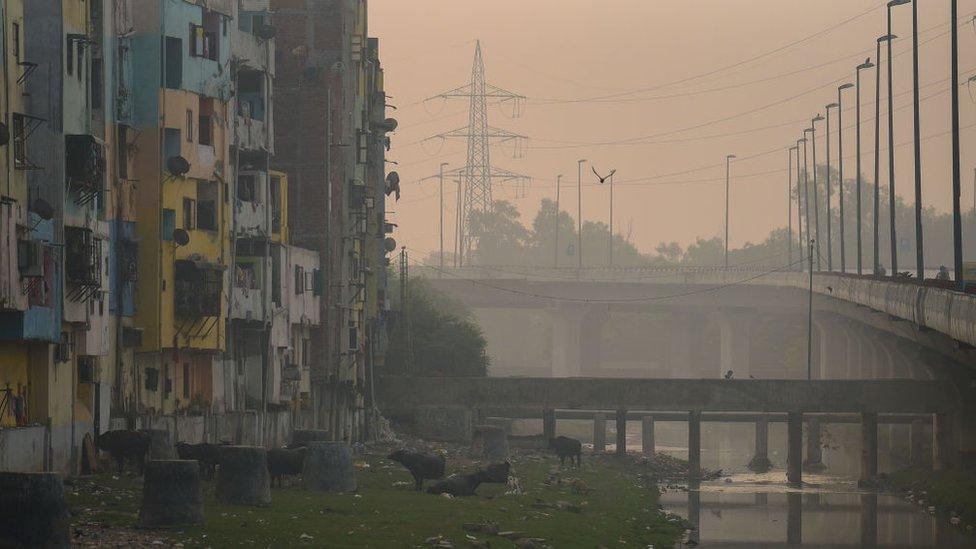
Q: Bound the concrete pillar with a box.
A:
[934,412,958,471]
[687,488,701,546]
[579,309,607,376]
[641,415,656,456]
[803,417,825,472]
[615,409,627,457]
[748,415,772,473]
[592,413,606,453]
[667,313,696,378]
[909,418,930,469]
[787,412,803,486]
[860,412,878,485]
[542,409,556,441]
[860,493,878,548]
[787,492,802,546]
[549,305,587,377]
[715,310,755,379]
[688,411,702,480]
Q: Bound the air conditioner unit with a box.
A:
[17,240,43,277]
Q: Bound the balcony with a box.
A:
[231,257,267,322]
[235,171,269,236]
[234,116,270,152]
[174,259,223,318]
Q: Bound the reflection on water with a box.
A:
[659,473,972,548]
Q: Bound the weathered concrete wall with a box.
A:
[106,411,292,448]
[0,426,47,472]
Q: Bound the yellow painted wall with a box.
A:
[269,170,288,245]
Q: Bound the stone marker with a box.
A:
[143,429,176,459]
[291,429,331,447]
[215,446,271,505]
[303,441,357,492]
[139,460,204,527]
[471,425,509,461]
[0,472,70,547]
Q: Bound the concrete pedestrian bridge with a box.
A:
[377,376,968,485]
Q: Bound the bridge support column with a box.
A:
[592,413,606,453]
[787,412,803,486]
[803,417,825,472]
[542,409,556,441]
[748,415,772,472]
[688,411,702,480]
[668,313,697,378]
[909,418,930,469]
[615,409,627,457]
[860,493,878,548]
[934,413,958,471]
[715,310,756,379]
[860,412,878,485]
[641,415,655,456]
[549,305,587,377]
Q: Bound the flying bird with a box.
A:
[591,166,616,184]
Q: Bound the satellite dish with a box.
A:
[172,228,190,246]
[255,24,277,40]
[30,198,54,221]
[385,171,400,186]
[384,237,397,253]
[0,122,8,147]
[166,156,191,177]
[375,118,398,133]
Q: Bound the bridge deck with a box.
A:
[377,377,959,414]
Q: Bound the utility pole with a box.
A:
[454,175,462,267]
[554,174,562,268]
[951,0,964,290]
[797,139,805,271]
[725,154,735,269]
[912,0,924,281]
[807,238,814,381]
[577,159,586,274]
[873,36,890,276]
[788,147,796,268]
[439,162,448,277]
[802,131,813,272]
[887,4,905,275]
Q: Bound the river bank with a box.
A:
[877,468,976,531]
[68,441,687,548]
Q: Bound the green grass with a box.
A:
[68,451,685,548]
[883,469,976,526]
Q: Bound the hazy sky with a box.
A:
[370,0,976,259]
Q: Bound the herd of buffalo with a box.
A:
[94,429,586,496]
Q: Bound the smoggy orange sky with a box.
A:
[369,0,976,259]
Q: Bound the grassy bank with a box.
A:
[881,469,976,529]
[68,448,686,548]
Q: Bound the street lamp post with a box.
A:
[797,139,806,271]
[911,0,925,282]
[856,58,875,276]
[888,0,910,276]
[803,130,813,272]
[554,174,562,268]
[951,0,964,290]
[577,159,586,274]
[811,115,824,271]
[725,154,736,269]
[439,162,449,276]
[789,146,797,268]
[826,103,839,271]
[874,35,896,276]
[609,171,615,267]
[838,83,853,273]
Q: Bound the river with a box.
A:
[658,472,971,548]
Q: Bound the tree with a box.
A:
[384,277,489,377]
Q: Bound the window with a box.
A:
[117,126,129,179]
[163,37,182,89]
[182,198,196,230]
[271,246,281,306]
[198,97,214,146]
[66,38,73,75]
[237,174,256,202]
[294,265,304,295]
[162,209,176,241]
[301,338,310,367]
[312,269,323,296]
[186,109,193,142]
[12,22,20,62]
[269,176,281,232]
[163,128,181,160]
[183,363,190,398]
[196,181,218,231]
[189,18,219,61]
[12,114,26,166]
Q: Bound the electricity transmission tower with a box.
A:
[426,40,529,264]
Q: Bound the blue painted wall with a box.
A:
[108,220,136,316]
